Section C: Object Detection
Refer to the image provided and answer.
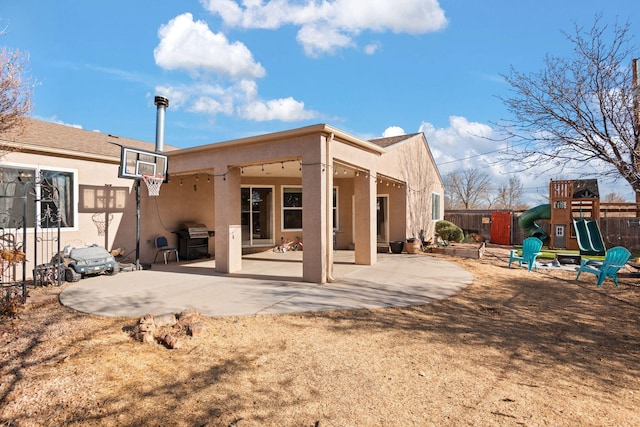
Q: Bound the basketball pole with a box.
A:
[135,178,141,270]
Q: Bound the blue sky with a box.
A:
[1,0,637,203]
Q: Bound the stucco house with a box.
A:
[1,118,444,284]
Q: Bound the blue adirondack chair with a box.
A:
[575,246,631,287]
[509,237,543,272]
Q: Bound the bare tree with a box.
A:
[0,37,32,145]
[496,15,640,201]
[444,169,492,209]
[494,176,527,210]
[603,192,627,202]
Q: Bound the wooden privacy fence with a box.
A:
[600,202,640,250]
[445,204,640,251]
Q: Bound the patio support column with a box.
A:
[353,168,377,265]
[302,145,328,283]
[214,167,242,273]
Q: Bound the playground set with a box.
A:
[518,179,606,257]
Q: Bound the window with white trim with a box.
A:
[282,186,303,230]
[0,165,76,229]
[280,186,339,231]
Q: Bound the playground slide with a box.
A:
[518,204,551,243]
[572,219,606,256]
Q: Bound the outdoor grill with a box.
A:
[174,222,212,260]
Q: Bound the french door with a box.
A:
[241,186,274,247]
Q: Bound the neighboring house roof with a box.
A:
[0,117,175,163]
[368,133,422,148]
[370,132,444,186]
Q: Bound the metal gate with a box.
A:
[1,171,63,299]
[1,193,28,299]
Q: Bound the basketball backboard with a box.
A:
[118,146,168,180]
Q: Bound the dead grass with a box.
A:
[1,246,639,426]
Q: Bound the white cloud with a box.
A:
[200,0,243,26]
[364,42,381,55]
[190,96,235,116]
[37,116,83,129]
[153,13,318,123]
[155,80,319,122]
[154,13,265,79]
[297,24,355,57]
[238,97,318,121]
[382,126,405,137]
[201,0,448,56]
[420,116,540,202]
[420,116,498,170]
[420,116,637,204]
[153,85,191,109]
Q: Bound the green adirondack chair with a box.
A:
[575,246,631,287]
[508,237,543,272]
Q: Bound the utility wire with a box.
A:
[436,140,530,166]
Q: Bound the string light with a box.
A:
[171,160,411,194]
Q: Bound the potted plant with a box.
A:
[404,238,422,254]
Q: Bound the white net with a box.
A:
[91,213,114,236]
[142,174,164,197]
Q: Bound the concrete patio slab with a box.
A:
[59,251,473,318]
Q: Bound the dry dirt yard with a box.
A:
[1,245,639,426]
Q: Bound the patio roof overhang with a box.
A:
[168,123,386,157]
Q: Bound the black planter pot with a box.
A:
[389,241,404,254]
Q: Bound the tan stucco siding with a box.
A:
[168,133,320,176]
[2,151,139,275]
[375,135,444,242]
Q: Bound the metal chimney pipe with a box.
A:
[154,96,169,152]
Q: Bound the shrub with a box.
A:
[435,220,464,243]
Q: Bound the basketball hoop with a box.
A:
[142,174,164,197]
[91,213,113,236]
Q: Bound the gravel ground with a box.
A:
[1,246,639,426]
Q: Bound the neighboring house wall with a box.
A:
[373,134,445,242]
